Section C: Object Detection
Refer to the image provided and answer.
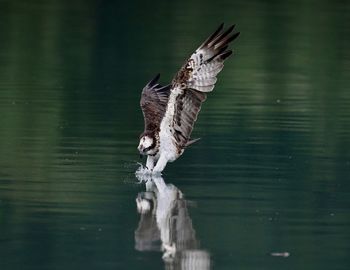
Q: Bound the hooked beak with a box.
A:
[138,145,145,157]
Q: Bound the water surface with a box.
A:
[0,0,350,269]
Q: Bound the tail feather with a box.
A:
[185,138,201,147]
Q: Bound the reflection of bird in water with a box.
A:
[135,174,210,269]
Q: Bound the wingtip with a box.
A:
[226,31,240,44]
[220,50,233,60]
[227,24,236,33]
[148,73,161,87]
[216,23,225,35]
[199,23,225,49]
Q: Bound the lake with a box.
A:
[0,0,350,269]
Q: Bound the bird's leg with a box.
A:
[146,155,155,171]
[153,155,168,173]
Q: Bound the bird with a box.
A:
[137,23,240,173]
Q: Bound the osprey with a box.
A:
[138,24,240,173]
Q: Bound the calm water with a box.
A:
[1,0,350,269]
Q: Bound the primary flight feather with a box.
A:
[138,23,240,173]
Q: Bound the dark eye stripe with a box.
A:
[144,145,153,151]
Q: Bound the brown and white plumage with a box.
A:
[138,24,240,173]
[140,74,171,134]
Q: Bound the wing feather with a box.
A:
[172,88,207,148]
[140,74,171,133]
[172,24,239,92]
[169,24,239,147]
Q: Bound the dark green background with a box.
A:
[0,0,349,269]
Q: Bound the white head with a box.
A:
[138,135,155,155]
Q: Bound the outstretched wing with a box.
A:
[172,23,240,92]
[140,74,171,133]
[170,24,240,147]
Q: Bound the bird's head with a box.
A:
[138,133,157,156]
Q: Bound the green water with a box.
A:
[1,0,350,269]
